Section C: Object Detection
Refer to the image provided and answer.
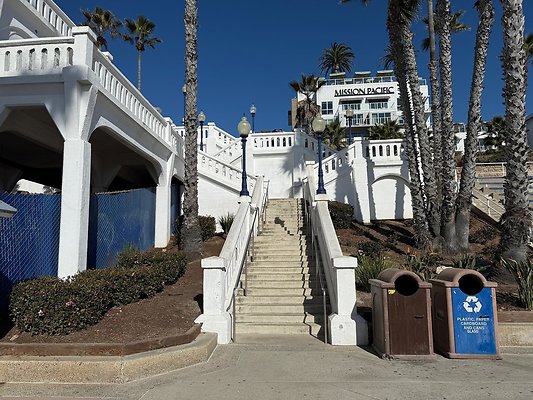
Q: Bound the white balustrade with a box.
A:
[24,0,75,36]
[0,37,74,73]
[199,152,256,192]
[303,163,368,345]
[252,132,295,151]
[212,140,241,163]
[364,139,405,160]
[196,177,269,344]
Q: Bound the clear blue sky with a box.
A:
[56,0,532,135]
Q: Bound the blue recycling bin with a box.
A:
[430,268,500,359]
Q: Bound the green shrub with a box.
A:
[199,215,216,241]
[501,258,533,310]
[355,254,388,292]
[453,254,492,277]
[218,213,235,235]
[328,201,354,229]
[404,253,441,281]
[9,251,187,335]
[470,225,498,244]
[357,241,386,257]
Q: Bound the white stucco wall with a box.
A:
[198,175,240,230]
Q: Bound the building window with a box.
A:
[341,101,361,111]
[321,101,333,115]
[368,99,389,110]
[372,112,392,125]
[353,114,365,126]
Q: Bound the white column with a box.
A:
[72,27,96,66]
[351,138,371,223]
[57,139,91,278]
[154,176,171,248]
[328,256,369,346]
[194,257,232,344]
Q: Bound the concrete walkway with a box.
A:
[1,334,532,400]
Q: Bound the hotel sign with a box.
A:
[334,86,395,97]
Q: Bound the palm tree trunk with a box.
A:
[387,0,431,248]
[455,0,494,251]
[137,49,142,90]
[182,0,202,252]
[436,0,457,250]
[427,0,443,216]
[402,24,440,237]
[500,0,532,261]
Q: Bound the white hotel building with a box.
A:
[293,70,431,135]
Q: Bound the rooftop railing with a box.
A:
[23,0,75,36]
[322,76,427,87]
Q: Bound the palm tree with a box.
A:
[323,118,346,150]
[526,33,533,65]
[500,0,532,261]
[181,0,202,252]
[289,74,325,133]
[319,42,355,76]
[123,16,161,90]
[421,10,470,51]
[80,7,122,51]
[369,120,403,140]
[455,0,495,251]
[484,115,506,149]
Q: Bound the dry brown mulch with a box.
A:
[0,236,224,345]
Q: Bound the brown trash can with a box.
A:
[430,268,500,359]
[370,268,434,359]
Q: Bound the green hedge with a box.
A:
[175,215,216,242]
[328,201,354,229]
[10,251,187,336]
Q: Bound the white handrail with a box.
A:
[196,177,269,344]
[302,162,368,345]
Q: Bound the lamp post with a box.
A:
[312,115,327,195]
[250,104,256,133]
[182,84,186,124]
[238,115,251,197]
[346,108,354,145]
[198,111,206,151]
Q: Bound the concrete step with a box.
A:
[235,313,326,324]
[245,273,315,282]
[235,295,324,305]
[234,322,323,335]
[245,279,321,289]
[239,287,325,296]
[235,303,324,314]
[252,248,306,255]
[252,255,307,262]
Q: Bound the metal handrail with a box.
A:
[303,198,329,344]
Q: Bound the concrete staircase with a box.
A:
[234,198,327,337]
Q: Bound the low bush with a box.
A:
[218,213,235,235]
[501,258,533,310]
[174,215,216,242]
[404,253,441,281]
[357,241,386,257]
[355,254,388,292]
[328,201,354,229]
[453,254,492,277]
[470,225,498,244]
[10,251,187,336]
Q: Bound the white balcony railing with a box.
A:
[198,151,256,192]
[23,0,75,36]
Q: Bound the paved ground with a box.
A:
[1,335,532,400]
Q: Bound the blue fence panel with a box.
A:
[87,187,156,269]
[170,184,180,234]
[0,192,61,314]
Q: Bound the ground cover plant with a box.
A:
[9,249,187,335]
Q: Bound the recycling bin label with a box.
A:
[451,287,497,354]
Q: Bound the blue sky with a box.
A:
[56,0,532,135]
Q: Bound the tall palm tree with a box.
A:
[455,0,495,251]
[323,118,346,150]
[484,115,506,149]
[80,7,122,51]
[123,16,161,90]
[500,0,532,261]
[526,33,533,65]
[319,42,355,76]
[181,0,202,252]
[421,10,470,51]
[289,74,325,133]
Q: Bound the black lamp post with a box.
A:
[346,108,354,145]
[182,84,186,124]
[312,115,327,195]
[238,115,251,197]
[250,104,256,133]
[198,111,206,151]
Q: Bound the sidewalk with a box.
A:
[1,334,532,400]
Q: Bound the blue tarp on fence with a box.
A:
[87,187,156,269]
[0,192,61,314]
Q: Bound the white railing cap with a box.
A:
[72,26,97,42]
[333,256,357,269]
[201,256,226,270]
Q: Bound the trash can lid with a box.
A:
[370,268,431,288]
[430,267,496,288]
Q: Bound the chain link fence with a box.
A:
[87,187,156,269]
[0,192,61,314]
